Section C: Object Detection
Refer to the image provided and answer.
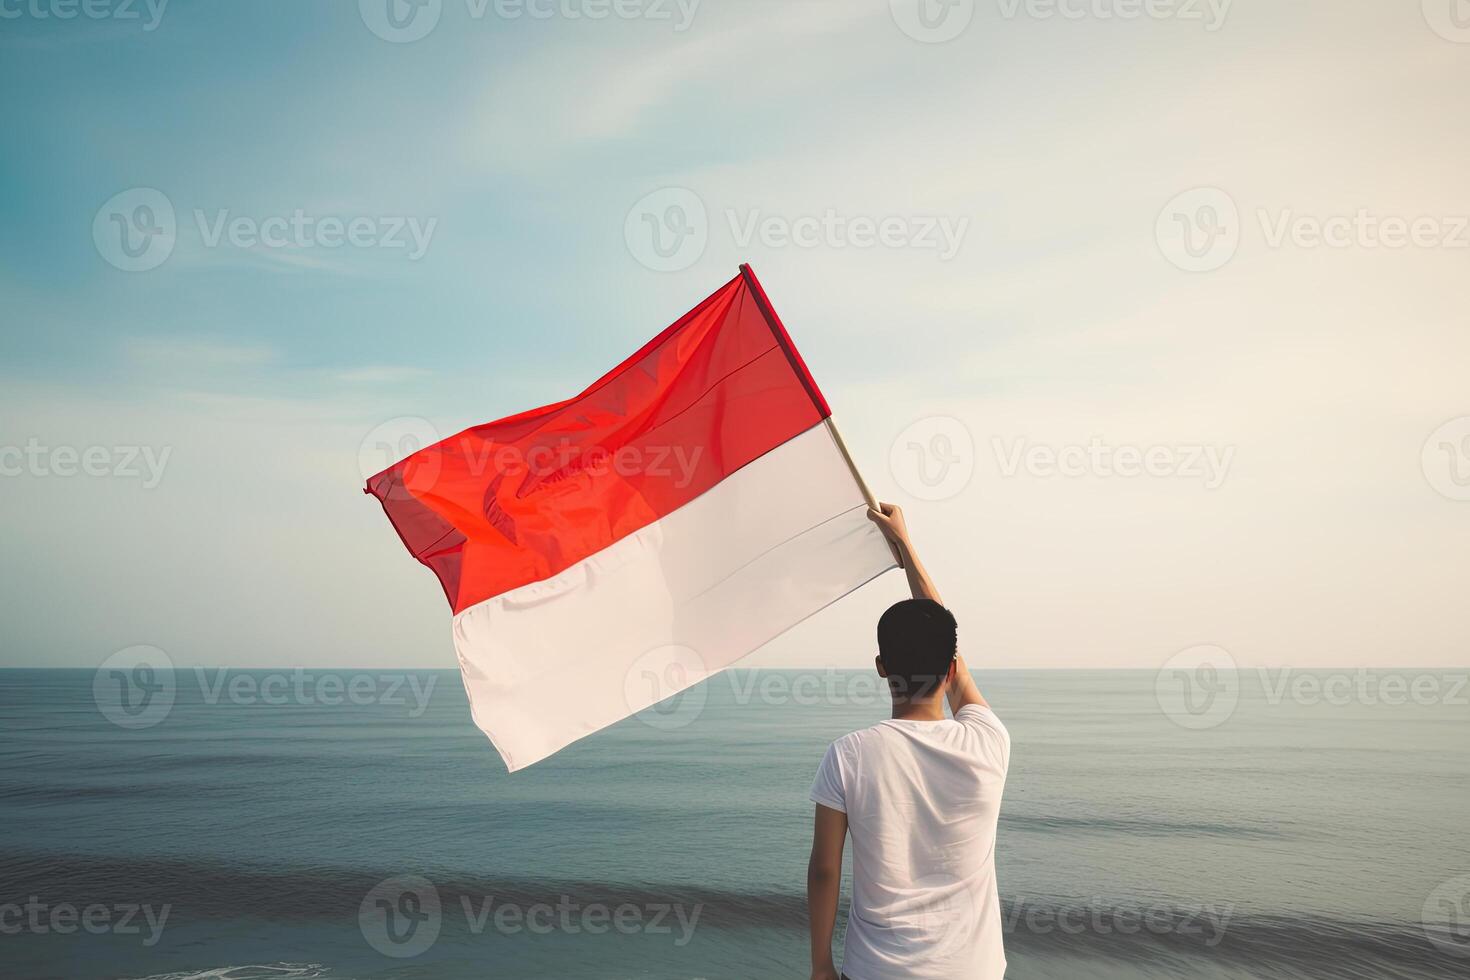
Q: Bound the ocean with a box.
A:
[2,667,1466,979]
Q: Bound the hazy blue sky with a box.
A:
[2,0,1467,670]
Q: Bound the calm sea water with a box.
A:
[2,668,1467,979]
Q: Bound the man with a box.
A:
[807,503,1010,980]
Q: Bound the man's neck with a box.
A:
[890,697,947,722]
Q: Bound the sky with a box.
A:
[1,0,1467,671]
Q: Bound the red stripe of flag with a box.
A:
[365,269,831,615]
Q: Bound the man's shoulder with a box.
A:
[955,703,1009,736]
[953,704,1012,770]
[826,727,868,754]
[823,723,886,760]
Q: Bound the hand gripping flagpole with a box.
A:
[738,264,903,569]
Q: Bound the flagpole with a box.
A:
[822,417,905,568]
[822,417,878,512]
[739,263,903,568]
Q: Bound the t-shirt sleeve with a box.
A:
[955,703,1011,771]
[809,741,848,813]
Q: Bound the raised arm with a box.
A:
[946,652,987,713]
[867,503,987,713]
[867,502,941,604]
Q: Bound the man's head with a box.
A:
[875,598,958,701]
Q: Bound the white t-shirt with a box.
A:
[810,704,1010,980]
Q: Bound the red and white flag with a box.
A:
[366,266,896,770]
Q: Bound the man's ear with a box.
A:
[946,659,958,684]
[874,654,888,678]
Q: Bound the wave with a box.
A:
[123,966,333,980]
[999,900,1450,980]
[1001,812,1288,839]
[4,853,1460,980]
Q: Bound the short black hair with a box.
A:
[877,598,958,699]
